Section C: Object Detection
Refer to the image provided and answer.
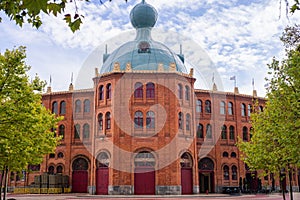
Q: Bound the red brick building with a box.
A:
[8,0,300,195]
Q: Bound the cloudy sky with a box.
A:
[0,0,299,97]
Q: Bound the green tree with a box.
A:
[0,0,127,32]
[238,25,300,200]
[0,46,62,200]
[280,0,300,14]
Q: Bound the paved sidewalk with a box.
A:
[5,192,300,200]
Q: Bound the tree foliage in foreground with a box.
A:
[0,46,61,173]
[0,0,298,32]
[0,0,126,32]
[238,25,300,200]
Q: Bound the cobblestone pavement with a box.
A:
[5,193,300,200]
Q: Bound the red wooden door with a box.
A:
[181,168,193,194]
[72,170,88,193]
[134,168,155,195]
[96,168,109,195]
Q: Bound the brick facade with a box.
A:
[7,73,300,194]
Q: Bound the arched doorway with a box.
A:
[199,158,215,193]
[96,152,110,195]
[72,157,89,193]
[134,151,155,195]
[245,164,258,193]
[180,152,193,194]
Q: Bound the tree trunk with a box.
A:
[0,169,4,200]
[3,167,8,200]
[289,170,293,200]
[281,177,286,200]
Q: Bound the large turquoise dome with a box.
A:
[100,0,187,74]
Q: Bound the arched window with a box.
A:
[180,152,193,168]
[83,123,90,139]
[48,166,55,175]
[98,113,103,130]
[146,111,155,129]
[197,124,203,138]
[57,165,63,173]
[97,152,110,168]
[60,101,66,114]
[231,152,237,158]
[178,112,183,130]
[52,101,58,114]
[229,125,235,140]
[74,124,80,139]
[84,99,90,113]
[58,152,64,158]
[243,126,248,141]
[223,152,229,157]
[134,111,143,129]
[134,82,143,98]
[186,113,191,131]
[206,124,212,138]
[72,158,88,171]
[99,85,104,100]
[58,124,65,139]
[248,104,252,116]
[205,100,211,113]
[232,166,237,180]
[228,102,233,115]
[196,99,202,113]
[198,158,214,171]
[134,151,155,167]
[178,84,183,99]
[220,101,225,115]
[146,82,155,98]
[241,103,246,116]
[106,83,111,99]
[223,165,229,180]
[221,125,227,139]
[49,153,55,158]
[185,85,190,100]
[105,112,111,130]
[75,100,81,113]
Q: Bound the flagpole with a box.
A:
[234,78,236,88]
[230,75,236,88]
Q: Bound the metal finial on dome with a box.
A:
[142,0,145,3]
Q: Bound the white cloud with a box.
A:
[0,0,299,96]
